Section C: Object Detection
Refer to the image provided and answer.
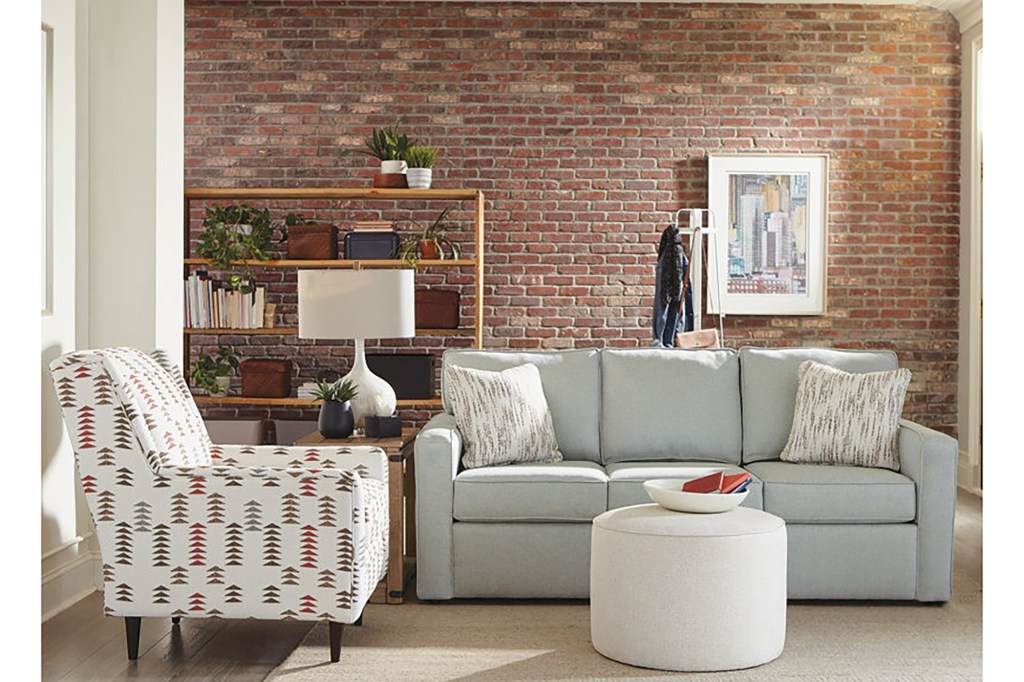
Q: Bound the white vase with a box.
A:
[342,339,397,428]
[380,160,407,174]
[406,168,433,189]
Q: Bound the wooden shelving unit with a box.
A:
[184,187,485,410]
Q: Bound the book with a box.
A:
[721,472,752,494]
[352,221,394,232]
[730,478,754,494]
[682,471,724,494]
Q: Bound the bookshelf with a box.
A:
[183,187,485,409]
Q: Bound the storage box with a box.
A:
[287,223,338,260]
[415,289,460,329]
[366,353,435,400]
[240,359,293,398]
[364,415,402,438]
[344,231,401,260]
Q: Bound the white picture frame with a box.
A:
[707,153,829,316]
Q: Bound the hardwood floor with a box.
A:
[41,492,984,681]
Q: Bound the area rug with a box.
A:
[269,570,981,681]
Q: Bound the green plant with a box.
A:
[311,378,359,403]
[398,207,462,264]
[404,145,440,169]
[196,204,274,291]
[276,212,314,243]
[340,122,417,161]
[190,346,240,395]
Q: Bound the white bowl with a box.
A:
[643,477,749,514]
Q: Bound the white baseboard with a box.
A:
[958,449,982,496]
[42,534,100,622]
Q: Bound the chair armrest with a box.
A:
[209,444,387,483]
[414,413,463,599]
[898,419,958,601]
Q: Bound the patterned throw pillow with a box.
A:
[445,363,563,470]
[780,360,911,471]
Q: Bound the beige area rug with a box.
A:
[270,571,981,681]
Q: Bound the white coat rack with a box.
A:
[673,208,715,332]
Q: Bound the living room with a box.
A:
[18,0,1010,679]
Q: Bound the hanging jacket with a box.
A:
[652,224,694,347]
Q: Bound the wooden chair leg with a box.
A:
[329,621,343,663]
[125,617,141,660]
[171,616,181,625]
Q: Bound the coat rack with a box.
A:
[673,208,716,332]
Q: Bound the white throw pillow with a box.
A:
[780,360,911,471]
[445,363,563,470]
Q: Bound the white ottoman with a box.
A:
[590,504,787,672]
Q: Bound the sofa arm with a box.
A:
[898,419,958,602]
[414,413,463,599]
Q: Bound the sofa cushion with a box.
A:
[442,349,601,463]
[454,461,608,522]
[745,461,916,524]
[740,347,899,464]
[605,462,763,511]
[600,349,742,465]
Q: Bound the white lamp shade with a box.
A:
[298,269,415,339]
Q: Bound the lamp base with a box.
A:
[342,341,397,426]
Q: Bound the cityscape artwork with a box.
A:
[708,154,828,315]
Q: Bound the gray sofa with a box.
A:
[415,347,957,602]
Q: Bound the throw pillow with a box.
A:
[780,360,911,471]
[445,363,563,469]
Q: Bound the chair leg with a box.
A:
[125,617,141,660]
[354,614,363,627]
[329,621,343,663]
[171,616,181,625]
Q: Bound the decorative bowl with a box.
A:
[643,477,748,514]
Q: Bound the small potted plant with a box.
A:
[398,207,461,264]
[404,146,440,189]
[313,378,360,439]
[190,346,240,395]
[340,122,417,179]
[196,204,274,292]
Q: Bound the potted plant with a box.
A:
[340,122,417,176]
[196,204,275,292]
[190,346,240,395]
[398,207,461,264]
[404,146,440,189]
[313,378,360,439]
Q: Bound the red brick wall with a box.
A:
[184,1,961,436]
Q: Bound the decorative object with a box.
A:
[282,212,338,260]
[781,360,912,470]
[643,477,748,513]
[404,145,440,189]
[364,415,403,438]
[189,345,239,395]
[196,204,275,292]
[371,172,409,189]
[343,230,401,260]
[444,363,563,470]
[298,269,416,426]
[240,358,293,398]
[707,154,829,315]
[398,207,461,264]
[340,122,416,184]
[415,289,460,329]
[48,348,387,663]
[313,378,359,439]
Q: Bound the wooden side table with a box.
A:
[293,427,417,604]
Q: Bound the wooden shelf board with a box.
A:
[194,396,442,408]
[184,188,480,201]
[183,327,473,337]
[183,258,476,268]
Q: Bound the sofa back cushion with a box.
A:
[740,346,899,464]
[600,348,742,465]
[442,349,602,462]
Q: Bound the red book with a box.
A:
[682,472,724,494]
[721,472,752,494]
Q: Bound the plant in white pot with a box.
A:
[190,346,240,395]
[340,123,416,177]
[404,146,440,189]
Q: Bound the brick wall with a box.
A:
[184,1,961,436]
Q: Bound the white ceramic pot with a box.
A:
[406,168,433,189]
[380,159,407,174]
[214,376,231,395]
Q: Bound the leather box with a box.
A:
[240,359,293,398]
[364,415,402,438]
[287,223,338,260]
[415,289,460,329]
[366,353,435,400]
[343,231,401,260]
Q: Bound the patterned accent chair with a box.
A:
[48,347,389,663]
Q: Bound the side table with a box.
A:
[293,427,417,604]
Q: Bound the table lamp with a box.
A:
[298,269,415,426]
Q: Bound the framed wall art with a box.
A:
[706,154,829,315]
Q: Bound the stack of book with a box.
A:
[682,472,753,495]
[184,272,268,329]
[297,382,319,400]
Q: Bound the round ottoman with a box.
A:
[590,504,787,672]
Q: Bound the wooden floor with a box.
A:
[42,490,983,681]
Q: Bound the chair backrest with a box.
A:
[49,347,212,470]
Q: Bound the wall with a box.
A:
[184,1,961,435]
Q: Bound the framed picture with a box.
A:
[706,154,829,315]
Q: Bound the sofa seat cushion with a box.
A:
[605,462,763,511]
[454,461,608,522]
[745,461,915,524]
